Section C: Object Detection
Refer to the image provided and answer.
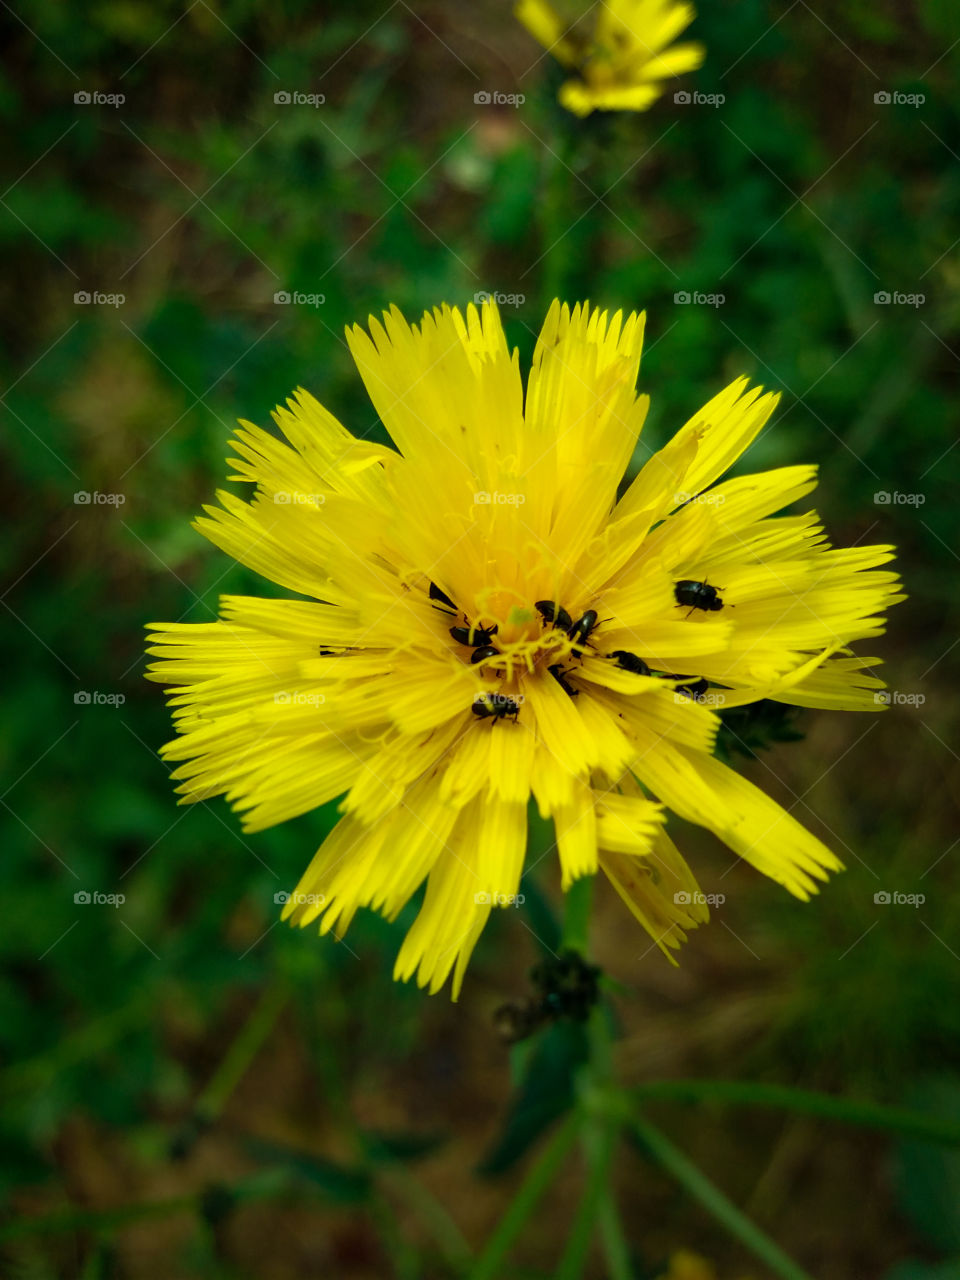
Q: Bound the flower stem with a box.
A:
[561,874,594,953]
[597,1188,636,1280]
[467,1113,580,1280]
[628,1111,816,1280]
[556,1114,618,1280]
[630,1078,960,1146]
[196,981,288,1122]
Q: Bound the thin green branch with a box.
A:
[196,981,288,1122]
[628,1112,815,1280]
[556,1117,619,1280]
[561,874,594,954]
[631,1079,960,1146]
[467,1114,580,1280]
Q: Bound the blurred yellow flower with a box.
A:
[516,0,705,116]
[656,1248,758,1280]
[146,299,901,998]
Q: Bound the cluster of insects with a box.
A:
[493,949,602,1044]
[428,576,725,724]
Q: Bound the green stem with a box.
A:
[2,998,148,1094]
[556,1116,618,1280]
[631,1079,960,1147]
[541,131,576,304]
[195,981,288,1123]
[628,1112,815,1280]
[597,1189,635,1280]
[381,1167,473,1272]
[467,1114,580,1280]
[0,1172,291,1242]
[561,874,594,954]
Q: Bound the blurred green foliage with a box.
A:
[2,0,959,1276]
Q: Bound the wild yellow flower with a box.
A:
[146,300,902,998]
[516,0,705,117]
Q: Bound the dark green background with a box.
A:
[2,1,959,1276]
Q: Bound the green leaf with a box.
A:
[359,1128,447,1163]
[242,1136,372,1203]
[894,1078,960,1253]
[478,1020,588,1176]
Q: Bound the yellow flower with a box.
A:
[146,299,903,998]
[516,0,705,117]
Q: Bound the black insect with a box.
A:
[493,949,602,1045]
[472,693,520,723]
[674,579,724,614]
[567,608,599,655]
[450,622,498,648]
[429,581,457,613]
[548,663,578,698]
[675,677,710,701]
[470,645,500,665]
[535,599,573,632]
[609,649,651,675]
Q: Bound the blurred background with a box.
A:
[2,1,959,1276]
